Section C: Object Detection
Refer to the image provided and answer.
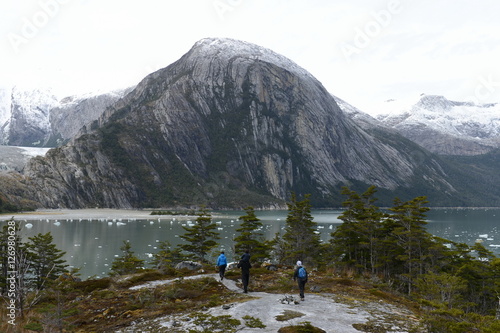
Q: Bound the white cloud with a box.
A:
[1,0,499,112]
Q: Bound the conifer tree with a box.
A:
[279,193,320,266]
[110,240,144,276]
[151,241,185,273]
[179,208,220,263]
[330,186,385,273]
[387,196,431,294]
[234,207,270,262]
[26,232,68,290]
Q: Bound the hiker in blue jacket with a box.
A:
[293,260,308,301]
[216,251,227,280]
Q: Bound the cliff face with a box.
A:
[21,38,457,208]
[0,87,129,147]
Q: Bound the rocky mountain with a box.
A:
[0,86,131,147]
[370,95,500,155]
[7,38,472,209]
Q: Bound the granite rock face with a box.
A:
[0,87,129,147]
[20,38,457,208]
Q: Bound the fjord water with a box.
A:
[3,208,500,279]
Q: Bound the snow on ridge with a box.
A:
[59,87,129,105]
[374,94,500,139]
[0,86,12,125]
[193,37,315,80]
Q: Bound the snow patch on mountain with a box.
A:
[376,94,500,141]
[192,38,315,80]
[0,85,131,146]
[11,86,60,130]
[0,87,12,125]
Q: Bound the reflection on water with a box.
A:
[2,208,499,279]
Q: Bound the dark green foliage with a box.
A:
[27,232,68,290]
[275,193,321,266]
[150,210,196,216]
[234,206,270,262]
[329,186,500,330]
[330,186,386,274]
[151,241,186,272]
[187,312,241,332]
[242,315,266,328]
[73,278,111,293]
[278,321,326,333]
[179,208,220,263]
[110,240,145,276]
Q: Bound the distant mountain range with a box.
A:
[365,95,500,155]
[1,38,499,209]
[0,86,133,147]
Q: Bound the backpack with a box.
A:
[298,267,307,279]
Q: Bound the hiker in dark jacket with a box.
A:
[237,250,252,293]
[293,260,308,301]
[216,251,227,281]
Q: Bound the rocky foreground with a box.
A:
[119,273,423,332]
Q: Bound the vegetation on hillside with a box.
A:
[1,187,500,332]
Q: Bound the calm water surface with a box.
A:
[2,208,499,279]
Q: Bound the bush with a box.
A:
[278,321,326,333]
[73,277,112,293]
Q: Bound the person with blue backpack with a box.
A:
[216,251,227,281]
[293,260,308,301]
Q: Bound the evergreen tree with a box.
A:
[110,240,145,276]
[179,208,220,263]
[234,207,269,262]
[278,193,320,266]
[330,186,385,274]
[387,196,431,294]
[26,232,68,290]
[151,241,185,273]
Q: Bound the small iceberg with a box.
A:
[25,223,33,228]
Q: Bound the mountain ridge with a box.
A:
[366,94,500,155]
[0,85,132,147]
[1,38,499,209]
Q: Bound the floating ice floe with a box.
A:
[478,234,488,238]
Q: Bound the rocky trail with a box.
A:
[124,274,421,332]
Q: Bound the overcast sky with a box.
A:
[1,0,499,114]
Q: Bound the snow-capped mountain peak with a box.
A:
[364,94,500,155]
[191,38,315,80]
